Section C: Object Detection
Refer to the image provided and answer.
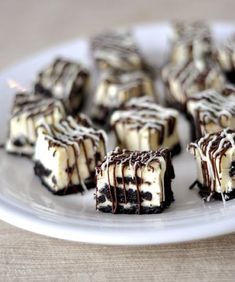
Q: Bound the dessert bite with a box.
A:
[34,116,107,195]
[96,147,175,214]
[111,96,181,156]
[162,60,225,112]
[34,57,89,113]
[5,92,66,156]
[170,21,212,64]
[188,129,235,202]
[91,29,146,72]
[187,87,235,140]
[216,34,235,83]
[92,70,154,126]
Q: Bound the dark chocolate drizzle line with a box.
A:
[113,162,118,213]
[72,142,82,187]
[187,89,235,138]
[121,164,127,204]
[107,162,114,212]
[188,129,235,193]
[81,140,92,176]
[10,93,66,149]
[134,163,141,214]
[39,116,106,192]
[97,147,174,214]
[112,96,177,150]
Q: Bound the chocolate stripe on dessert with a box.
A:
[171,21,211,41]
[38,116,107,191]
[91,30,139,55]
[96,147,174,214]
[92,70,154,126]
[5,92,66,156]
[216,34,235,83]
[36,58,89,99]
[188,128,235,195]
[162,60,225,108]
[187,88,235,138]
[91,30,145,71]
[112,96,178,144]
[12,94,65,119]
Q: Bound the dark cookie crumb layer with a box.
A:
[34,161,95,196]
[98,205,164,214]
[190,180,235,201]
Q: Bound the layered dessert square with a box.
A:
[5,92,66,156]
[111,96,181,156]
[92,70,154,125]
[170,21,212,64]
[162,60,225,111]
[187,87,235,140]
[34,57,89,113]
[216,34,235,83]
[96,147,175,214]
[188,129,235,201]
[91,29,145,72]
[34,116,107,195]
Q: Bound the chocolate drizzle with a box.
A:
[34,58,89,113]
[91,30,145,71]
[6,92,66,154]
[187,88,235,138]
[36,116,107,192]
[92,71,154,126]
[216,34,235,76]
[111,96,180,153]
[162,60,225,109]
[96,147,175,214]
[188,128,235,198]
[170,21,212,63]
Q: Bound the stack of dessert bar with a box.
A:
[3,21,235,215]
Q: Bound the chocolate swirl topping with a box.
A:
[188,128,235,193]
[8,93,66,148]
[111,96,178,146]
[12,93,65,118]
[91,30,140,57]
[91,29,144,71]
[38,116,107,190]
[162,60,225,105]
[34,58,89,113]
[96,147,174,214]
[187,88,235,137]
[171,21,211,41]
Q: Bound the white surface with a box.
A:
[0,22,235,245]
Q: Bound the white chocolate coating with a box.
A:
[187,88,235,138]
[188,129,235,195]
[34,116,107,193]
[5,93,66,156]
[111,96,180,152]
[94,71,154,109]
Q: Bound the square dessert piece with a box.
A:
[170,21,212,64]
[91,29,145,72]
[34,116,107,195]
[187,87,235,140]
[111,96,181,156]
[216,34,235,83]
[34,57,89,113]
[162,60,225,112]
[188,129,235,201]
[92,71,154,125]
[5,93,66,156]
[96,147,175,214]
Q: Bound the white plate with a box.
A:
[0,22,235,245]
